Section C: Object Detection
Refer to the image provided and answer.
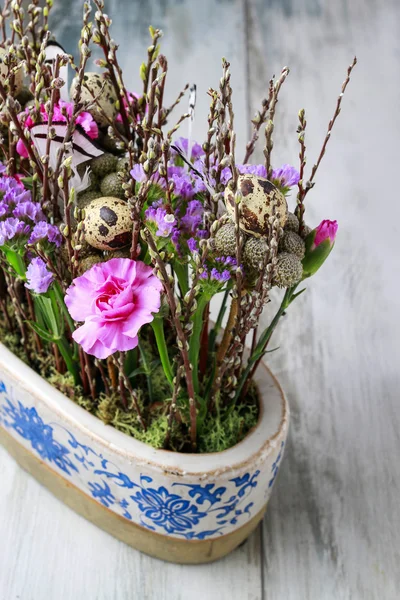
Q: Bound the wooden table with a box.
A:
[1,1,399,598]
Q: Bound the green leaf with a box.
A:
[128,366,149,378]
[289,288,306,303]
[3,249,26,278]
[26,320,58,343]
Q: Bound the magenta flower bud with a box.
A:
[302,219,338,277]
[313,219,338,248]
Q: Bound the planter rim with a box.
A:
[0,341,288,476]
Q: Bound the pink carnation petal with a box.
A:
[66,258,162,358]
[16,139,29,158]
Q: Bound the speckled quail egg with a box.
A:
[83,197,132,251]
[225,174,288,237]
[0,47,23,94]
[70,72,117,127]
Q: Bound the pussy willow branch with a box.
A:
[163,83,189,123]
[117,352,146,430]
[264,67,290,179]
[92,3,133,141]
[42,54,62,211]
[0,0,11,44]
[243,90,271,163]
[144,229,197,449]
[295,108,307,233]
[300,56,357,201]
[141,27,163,104]
[164,361,183,449]
[143,66,160,153]
[51,39,93,200]
[0,86,43,178]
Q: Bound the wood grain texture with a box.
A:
[1,0,400,598]
[248,1,400,598]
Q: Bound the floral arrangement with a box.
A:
[0,0,355,452]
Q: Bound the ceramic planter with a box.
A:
[0,342,289,564]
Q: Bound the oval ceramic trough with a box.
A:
[0,342,289,564]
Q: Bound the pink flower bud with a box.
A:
[314,220,338,248]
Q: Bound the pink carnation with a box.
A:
[314,219,338,247]
[65,258,162,359]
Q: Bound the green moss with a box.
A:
[198,394,259,454]
[0,315,260,454]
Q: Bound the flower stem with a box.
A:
[234,287,295,404]
[138,339,154,404]
[151,317,173,386]
[209,287,230,354]
[173,260,189,296]
[189,295,210,395]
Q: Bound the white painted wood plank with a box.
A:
[0,2,261,600]
[0,444,262,600]
[247,0,400,598]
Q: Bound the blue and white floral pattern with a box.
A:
[0,378,286,540]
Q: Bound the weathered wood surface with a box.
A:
[1,0,400,598]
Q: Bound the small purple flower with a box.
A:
[210,268,231,282]
[239,164,268,178]
[172,137,205,161]
[130,164,166,188]
[28,221,62,247]
[25,257,54,294]
[187,237,198,252]
[0,162,6,175]
[215,255,237,267]
[0,176,31,205]
[271,164,300,188]
[218,163,267,186]
[180,200,204,234]
[145,205,176,237]
[13,200,43,223]
[0,217,30,246]
[0,201,8,218]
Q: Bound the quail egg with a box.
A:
[225,174,288,237]
[84,197,132,251]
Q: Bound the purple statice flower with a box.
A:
[28,221,62,247]
[0,217,30,246]
[168,167,195,199]
[239,164,268,178]
[0,162,6,175]
[271,164,300,188]
[25,257,54,294]
[0,176,31,206]
[0,201,8,218]
[180,200,204,234]
[13,200,44,223]
[218,163,268,186]
[171,228,181,250]
[199,268,209,280]
[187,237,198,252]
[210,268,230,282]
[215,256,238,267]
[167,165,207,198]
[145,204,176,237]
[130,164,166,188]
[172,137,205,162]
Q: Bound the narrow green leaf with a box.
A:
[26,320,57,343]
